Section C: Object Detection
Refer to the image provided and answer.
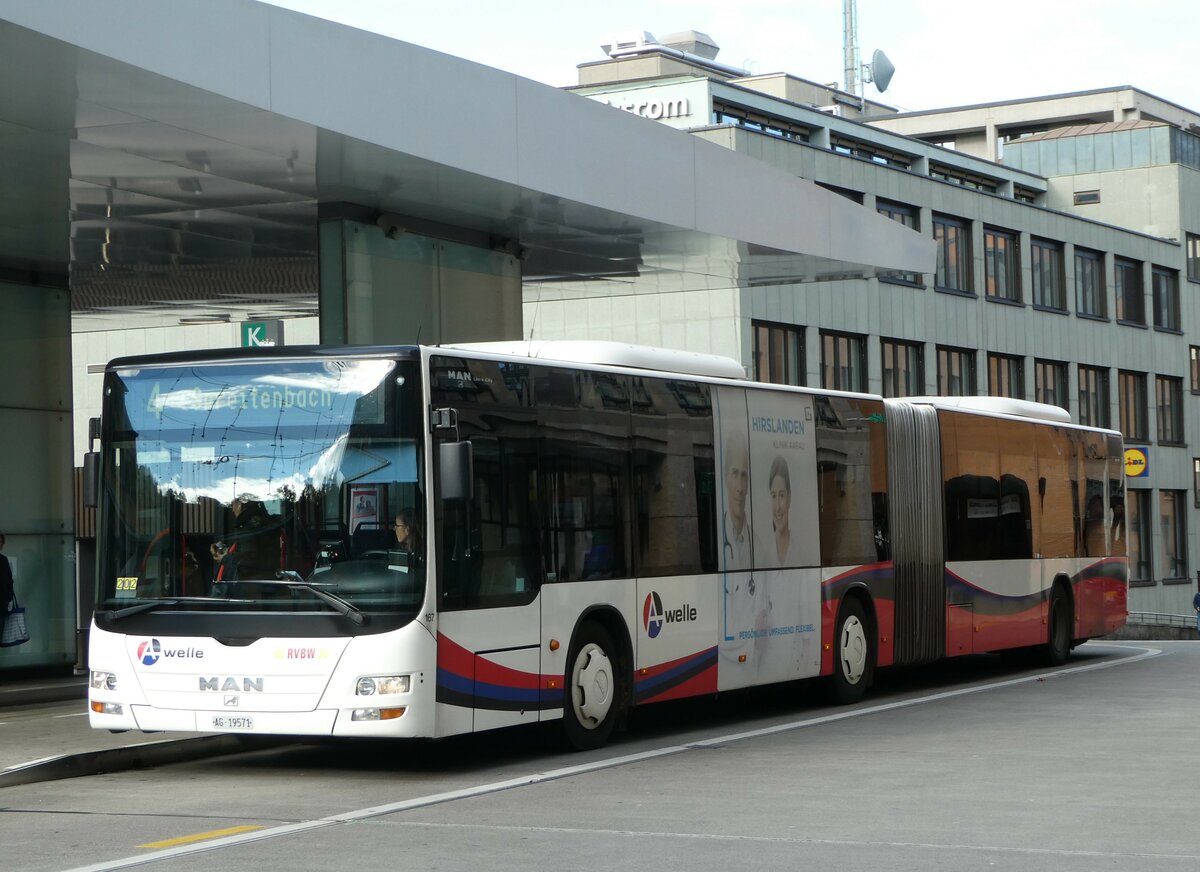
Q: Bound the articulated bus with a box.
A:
[86,341,1128,749]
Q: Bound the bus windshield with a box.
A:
[94,356,425,619]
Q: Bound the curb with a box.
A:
[0,682,87,709]
[0,734,288,789]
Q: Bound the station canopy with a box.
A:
[0,0,932,331]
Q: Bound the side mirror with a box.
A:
[439,441,473,502]
[82,451,99,508]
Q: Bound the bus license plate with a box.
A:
[209,715,254,731]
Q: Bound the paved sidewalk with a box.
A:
[0,674,276,787]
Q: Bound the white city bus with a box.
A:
[86,341,1127,749]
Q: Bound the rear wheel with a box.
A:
[563,622,623,751]
[831,598,874,704]
[1044,586,1071,667]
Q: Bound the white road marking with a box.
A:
[63,644,1163,872]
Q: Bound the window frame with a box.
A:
[1156,375,1184,445]
[987,352,1025,400]
[880,337,924,398]
[1034,358,1069,412]
[1074,247,1107,319]
[1078,364,1111,429]
[752,320,805,387]
[1114,257,1145,326]
[877,200,921,286]
[820,330,867,392]
[1118,370,1149,442]
[933,214,973,294]
[1152,266,1181,332]
[937,345,977,396]
[1160,490,1188,582]
[1127,488,1153,585]
[983,226,1020,303]
[1030,238,1066,311]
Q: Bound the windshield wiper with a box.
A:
[103,597,252,622]
[237,572,368,626]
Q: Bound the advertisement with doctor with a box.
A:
[714,386,821,689]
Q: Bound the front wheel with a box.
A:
[830,598,874,705]
[562,622,623,751]
[1043,587,1071,667]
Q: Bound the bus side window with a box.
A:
[631,378,714,577]
[537,367,631,583]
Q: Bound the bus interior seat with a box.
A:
[352,523,394,557]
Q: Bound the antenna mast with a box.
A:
[843,0,860,97]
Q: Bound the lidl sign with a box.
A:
[1124,447,1148,478]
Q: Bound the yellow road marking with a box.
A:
[139,825,264,849]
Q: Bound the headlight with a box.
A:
[90,671,118,691]
[356,674,411,696]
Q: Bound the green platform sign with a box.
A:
[240,321,283,347]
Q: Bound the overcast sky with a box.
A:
[262,0,1200,114]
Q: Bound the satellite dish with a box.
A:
[870,49,896,93]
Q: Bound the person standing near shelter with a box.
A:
[0,532,13,612]
[1193,587,1200,634]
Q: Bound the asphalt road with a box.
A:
[1,640,1193,872]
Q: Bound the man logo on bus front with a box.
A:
[643,592,664,638]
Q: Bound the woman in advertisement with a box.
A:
[767,455,795,567]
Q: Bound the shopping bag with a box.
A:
[1,597,30,647]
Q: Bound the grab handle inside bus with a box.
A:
[439,440,473,501]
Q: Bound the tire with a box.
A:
[830,597,874,704]
[562,622,623,751]
[1044,586,1071,667]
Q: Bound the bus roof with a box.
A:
[440,340,748,380]
[899,395,1073,424]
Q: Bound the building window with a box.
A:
[881,338,924,398]
[753,321,804,386]
[1119,370,1148,442]
[937,345,976,396]
[821,331,866,392]
[1073,190,1101,205]
[1034,359,1068,411]
[877,201,920,284]
[1031,239,1066,311]
[1194,458,1200,508]
[713,101,812,143]
[1156,375,1184,444]
[929,163,998,192]
[988,353,1024,399]
[1114,258,1145,325]
[1074,248,1106,318]
[1187,233,1200,283]
[1127,489,1152,584]
[983,227,1020,302]
[1160,491,1188,580]
[933,215,972,293]
[1078,365,1110,429]
[830,135,914,170]
[1192,346,1200,394]
[1152,267,1180,331]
